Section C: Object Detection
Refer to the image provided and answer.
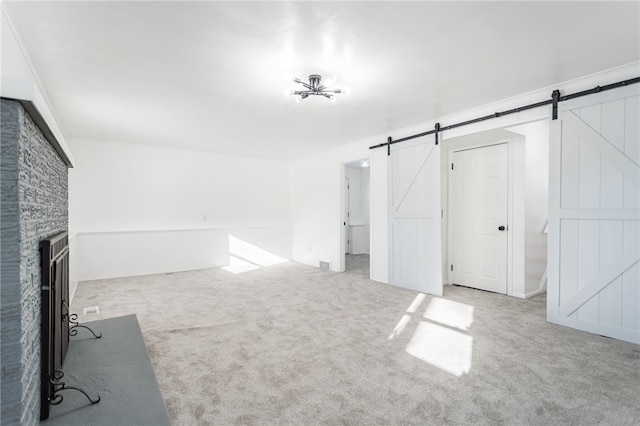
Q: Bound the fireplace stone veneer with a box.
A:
[1,99,70,425]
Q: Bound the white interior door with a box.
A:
[390,138,442,296]
[450,143,508,293]
[548,85,639,344]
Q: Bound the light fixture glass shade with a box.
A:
[360,159,370,168]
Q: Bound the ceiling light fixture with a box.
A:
[360,159,370,168]
[285,74,347,102]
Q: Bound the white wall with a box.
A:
[0,8,71,162]
[69,138,291,281]
[1,10,33,84]
[74,227,291,281]
[508,121,550,297]
[291,149,351,272]
[1,7,79,293]
[290,121,434,280]
[370,147,389,282]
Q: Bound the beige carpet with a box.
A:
[71,255,640,425]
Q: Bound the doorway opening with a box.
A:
[443,121,549,299]
[343,159,371,277]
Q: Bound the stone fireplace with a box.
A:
[1,99,71,425]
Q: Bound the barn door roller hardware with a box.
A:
[551,89,561,120]
[370,76,640,152]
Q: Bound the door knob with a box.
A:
[498,226,506,231]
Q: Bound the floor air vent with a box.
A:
[83,306,100,315]
[319,261,330,270]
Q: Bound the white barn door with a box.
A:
[390,138,443,296]
[548,85,639,344]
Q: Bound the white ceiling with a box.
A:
[3,1,639,160]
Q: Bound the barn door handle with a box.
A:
[498,226,506,231]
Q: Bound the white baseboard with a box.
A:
[524,287,547,299]
[512,288,547,299]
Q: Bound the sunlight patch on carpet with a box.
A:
[388,314,412,340]
[388,293,427,340]
[405,321,473,376]
[407,293,426,313]
[229,236,287,266]
[222,236,287,274]
[423,298,474,331]
[222,255,261,274]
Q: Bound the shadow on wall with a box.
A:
[222,235,288,274]
[389,293,474,377]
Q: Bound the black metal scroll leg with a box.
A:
[62,300,102,338]
[49,370,100,406]
[68,313,102,338]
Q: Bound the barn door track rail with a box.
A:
[370,76,640,154]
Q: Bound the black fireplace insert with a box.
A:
[40,231,101,420]
[40,230,70,420]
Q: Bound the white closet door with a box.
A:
[548,85,639,344]
[451,143,508,294]
[390,138,443,296]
